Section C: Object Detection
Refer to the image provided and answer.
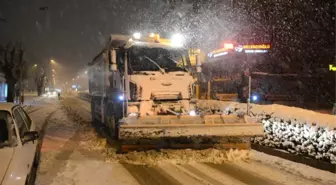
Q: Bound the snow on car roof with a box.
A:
[0,103,18,112]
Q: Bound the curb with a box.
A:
[251,144,336,173]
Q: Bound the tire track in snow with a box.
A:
[181,164,234,185]
[205,163,282,185]
[185,163,248,185]
[156,163,208,185]
[230,160,329,185]
[27,107,44,114]
[122,163,182,185]
[25,107,58,185]
[36,110,59,155]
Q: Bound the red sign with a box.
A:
[224,43,234,49]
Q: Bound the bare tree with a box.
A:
[33,67,46,96]
[0,42,27,102]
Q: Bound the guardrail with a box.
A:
[77,92,91,102]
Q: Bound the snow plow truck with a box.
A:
[88,33,264,152]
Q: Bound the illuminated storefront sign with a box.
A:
[213,52,228,57]
[235,45,244,52]
[244,49,269,53]
[329,64,336,71]
[208,43,271,58]
[243,44,271,49]
[208,48,230,58]
[210,48,228,54]
[224,43,234,49]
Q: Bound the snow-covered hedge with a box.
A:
[197,100,336,163]
[252,118,336,164]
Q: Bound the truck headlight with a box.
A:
[133,32,141,39]
[128,112,138,117]
[118,95,124,101]
[189,110,196,116]
[171,33,184,47]
[252,95,258,101]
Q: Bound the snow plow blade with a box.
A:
[118,115,264,140]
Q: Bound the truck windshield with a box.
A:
[128,46,188,73]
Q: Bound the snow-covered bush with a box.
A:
[197,100,336,164]
[252,118,336,164]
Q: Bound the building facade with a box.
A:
[0,69,7,102]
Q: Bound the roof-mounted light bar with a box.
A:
[110,33,185,48]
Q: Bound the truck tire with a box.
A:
[91,102,94,123]
[107,116,119,140]
[91,101,98,125]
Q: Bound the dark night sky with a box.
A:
[0,0,154,81]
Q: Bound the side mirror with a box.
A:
[22,131,39,143]
[109,49,118,71]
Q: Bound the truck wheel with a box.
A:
[91,102,95,118]
[108,116,119,140]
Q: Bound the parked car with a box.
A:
[0,103,39,185]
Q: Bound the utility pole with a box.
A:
[19,65,23,104]
[247,75,251,115]
[19,51,24,105]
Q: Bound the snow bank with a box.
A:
[105,148,251,166]
[253,119,336,163]
[251,150,336,184]
[197,100,336,163]
[198,100,336,129]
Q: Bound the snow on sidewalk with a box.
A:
[250,150,336,185]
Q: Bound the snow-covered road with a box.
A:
[26,96,336,185]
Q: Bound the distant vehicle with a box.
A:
[0,103,39,185]
[43,90,57,98]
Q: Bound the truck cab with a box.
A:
[88,33,197,137]
[88,33,264,141]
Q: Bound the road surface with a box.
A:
[22,95,335,185]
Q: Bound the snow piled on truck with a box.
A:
[198,100,336,163]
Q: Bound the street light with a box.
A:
[33,64,38,67]
[50,59,55,64]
